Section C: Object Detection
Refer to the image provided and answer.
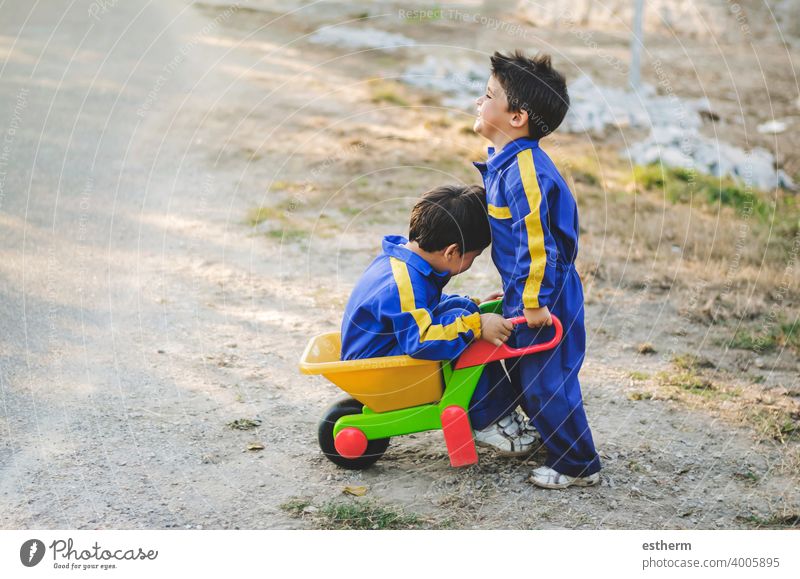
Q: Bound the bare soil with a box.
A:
[2,0,797,530]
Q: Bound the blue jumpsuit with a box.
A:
[473,137,601,477]
[340,235,511,430]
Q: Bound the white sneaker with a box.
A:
[474,414,538,457]
[529,466,600,489]
[512,413,541,442]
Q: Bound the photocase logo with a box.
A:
[20,539,46,567]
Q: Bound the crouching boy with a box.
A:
[341,184,538,455]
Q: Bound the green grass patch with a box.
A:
[733,469,760,484]
[370,80,409,106]
[746,407,800,443]
[247,203,322,243]
[227,418,262,430]
[629,371,650,381]
[266,228,307,243]
[656,369,739,400]
[564,157,602,186]
[628,391,653,401]
[671,353,716,371]
[657,370,713,393]
[280,498,312,516]
[246,206,281,227]
[632,164,775,221]
[280,498,438,530]
[317,501,423,529]
[729,320,799,354]
[282,498,428,529]
[339,206,362,217]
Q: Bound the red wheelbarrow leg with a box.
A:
[440,406,478,467]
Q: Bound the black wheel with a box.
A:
[318,397,390,469]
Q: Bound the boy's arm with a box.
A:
[436,293,480,313]
[386,258,481,360]
[506,151,557,313]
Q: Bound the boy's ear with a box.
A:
[510,109,529,129]
[443,243,462,260]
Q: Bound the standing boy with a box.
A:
[473,51,602,488]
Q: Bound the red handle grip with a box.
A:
[504,315,563,356]
[453,314,563,370]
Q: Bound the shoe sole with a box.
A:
[529,475,601,489]
[475,440,539,457]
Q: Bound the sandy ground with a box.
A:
[1,0,798,530]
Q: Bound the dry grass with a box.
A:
[633,354,800,444]
[280,498,432,529]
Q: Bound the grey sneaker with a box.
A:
[529,466,600,489]
[474,414,538,457]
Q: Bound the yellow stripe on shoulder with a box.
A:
[389,257,482,342]
[389,256,416,312]
[516,150,547,309]
[487,204,512,219]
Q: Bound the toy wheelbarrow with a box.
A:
[299,300,562,469]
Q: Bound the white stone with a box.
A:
[309,26,415,50]
[757,120,789,134]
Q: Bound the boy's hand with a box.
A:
[480,313,513,347]
[523,306,552,328]
[480,291,504,304]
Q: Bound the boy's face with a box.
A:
[474,75,510,143]
[474,75,527,147]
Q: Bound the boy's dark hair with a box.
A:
[408,184,490,254]
[490,50,569,140]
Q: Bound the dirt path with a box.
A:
[1,0,797,530]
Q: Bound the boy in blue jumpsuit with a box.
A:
[472,51,602,488]
[341,185,539,456]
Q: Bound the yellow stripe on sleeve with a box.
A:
[487,204,512,219]
[389,257,482,341]
[516,150,547,309]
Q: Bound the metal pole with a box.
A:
[630,0,645,91]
